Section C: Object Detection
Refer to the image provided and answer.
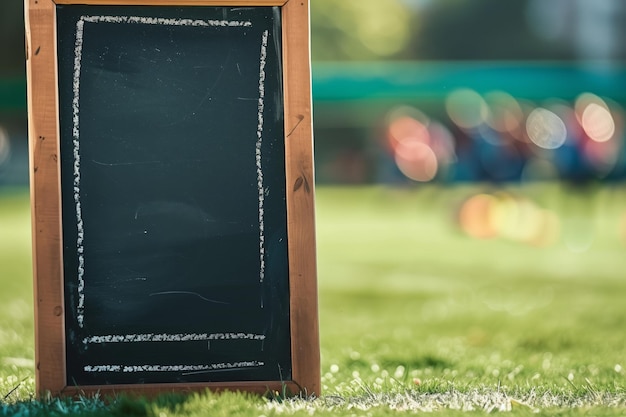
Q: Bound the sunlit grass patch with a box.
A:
[1,184,626,415]
[0,189,34,406]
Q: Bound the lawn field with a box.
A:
[1,184,626,415]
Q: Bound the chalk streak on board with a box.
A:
[72,18,87,328]
[92,158,219,167]
[70,13,257,330]
[84,361,264,373]
[256,30,269,284]
[83,332,266,345]
[149,290,229,304]
[81,15,252,28]
[91,159,164,167]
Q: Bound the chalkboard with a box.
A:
[56,4,291,386]
[26,0,318,397]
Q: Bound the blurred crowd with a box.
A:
[379,89,625,184]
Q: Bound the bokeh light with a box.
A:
[385,106,456,182]
[582,103,615,143]
[572,95,622,177]
[530,209,561,247]
[458,193,498,239]
[525,107,567,150]
[458,192,561,247]
[575,93,615,143]
[484,91,524,139]
[446,89,489,131]
[386,109,430,151]
[311,0,412,60]
[394,140,438,182]
[376,89,625,184]
[428,121,456,168]
[352,0,412,57]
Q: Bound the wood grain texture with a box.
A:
[25,0,67,397]
[282,0,321,397]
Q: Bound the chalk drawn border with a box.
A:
[82,332,266,345]
[71,15,269,343]
[84,361,265,375]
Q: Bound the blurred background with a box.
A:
[3,0,626,185]
[2,2,626,398]
[310,0,626,186]
[2,0,626,238]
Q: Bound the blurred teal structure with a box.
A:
[3,62,626,109]
[313,62,626,104]
[2,62,626,185]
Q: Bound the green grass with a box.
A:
[0,188,34,404]
[2,184,626,415]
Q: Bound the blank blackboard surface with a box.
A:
[56,5,290,386]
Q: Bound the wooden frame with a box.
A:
[24,0,319,397]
